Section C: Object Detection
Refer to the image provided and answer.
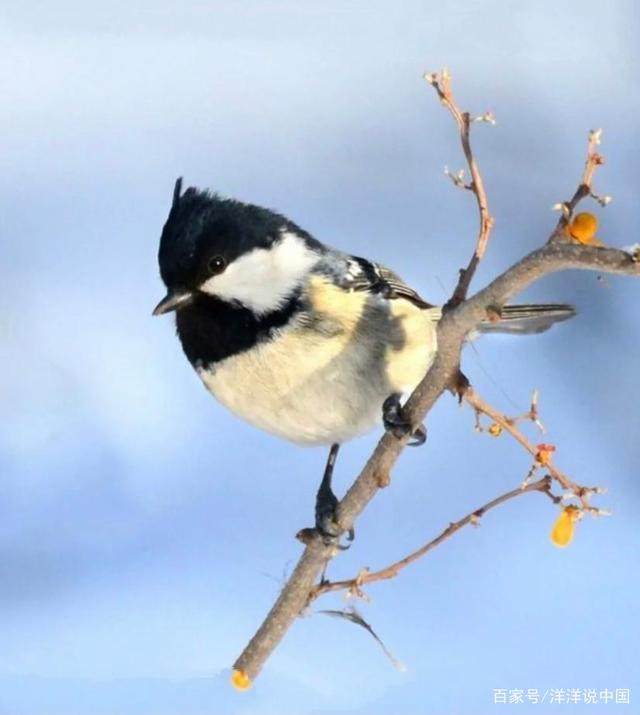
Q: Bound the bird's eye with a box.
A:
[207,256,227,275]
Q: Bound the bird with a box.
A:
[153,178,575,542]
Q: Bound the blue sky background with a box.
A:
[1,1,639,713]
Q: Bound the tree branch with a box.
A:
[231,73,639,687]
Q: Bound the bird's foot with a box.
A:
[295,444,355,549]
[315,488,355,549]
[382,393,427,446]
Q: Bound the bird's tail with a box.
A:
[476,303,576,335]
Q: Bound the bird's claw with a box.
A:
[382,393,427,446]
[316,496,355,549]
[297,523,354,550]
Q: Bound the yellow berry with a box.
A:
[231,669,252,691]
[550,506,580,548]
[488,423,502,437]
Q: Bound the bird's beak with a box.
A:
[152,289,194,316]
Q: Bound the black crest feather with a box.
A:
[172,177,183,209]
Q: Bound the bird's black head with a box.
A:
[153,178,323,316]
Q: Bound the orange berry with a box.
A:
[569,212,601,246]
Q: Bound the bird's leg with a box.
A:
[314,444,355,548]
[382,393,427,446]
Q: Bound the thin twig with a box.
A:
[549,128,608,242]
[464,388,607,514]
[466,389,580,493]
[425,69,495,305]
[310,476,554,600]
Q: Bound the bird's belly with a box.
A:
[196,300,438,446]
[198,359,383,445]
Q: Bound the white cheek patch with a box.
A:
[200,231,320,314]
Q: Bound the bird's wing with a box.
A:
[342,256,434,309]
